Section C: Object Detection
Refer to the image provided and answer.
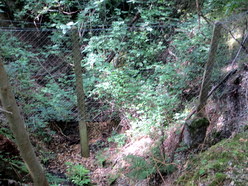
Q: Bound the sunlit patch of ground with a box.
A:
[121,136,153,156]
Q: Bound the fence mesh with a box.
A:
[0,28,76,127]
[0,23,170,129]
[0,14,247,134]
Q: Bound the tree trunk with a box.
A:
[71,28,90,157]
[0,61,49,186]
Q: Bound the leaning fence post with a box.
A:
[71,27,90,158]
[197,22,222,114]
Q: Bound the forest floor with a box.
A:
[44,120,160,186]
[43,119,248,186]
[1,114,247,185]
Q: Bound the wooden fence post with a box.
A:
[197,22,222,114]
[71,27,90,157]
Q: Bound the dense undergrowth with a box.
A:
[0,0,246,134]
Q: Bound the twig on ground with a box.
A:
[154,158,166,185]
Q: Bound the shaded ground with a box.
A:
[45,121,157,185]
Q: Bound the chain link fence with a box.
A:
[0,27,77,127]
[0,22,172,132]
[0,14,247,136]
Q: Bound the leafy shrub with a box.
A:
[0,31,76,132]
[0,154,29,182]
[46,173,66,186]
[107,174,120,185]
[125,144,178,181]
[125,155,156,180]
[172,17,212,88]
[95,150,108,168]
[204,0,248,17]
[0,127,13,140]
[65,162,91,186]
[108,133,127,147]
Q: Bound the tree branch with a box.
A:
[0,106,12,114]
